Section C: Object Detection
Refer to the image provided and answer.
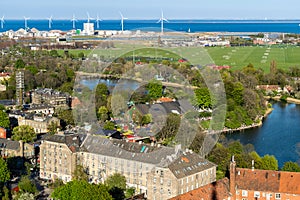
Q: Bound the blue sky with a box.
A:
[1,0,300,19]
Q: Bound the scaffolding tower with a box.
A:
[16,71,24,106]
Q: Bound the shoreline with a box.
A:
[207,107,273,135]
[265,95,300,104]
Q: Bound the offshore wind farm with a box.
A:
[1,13,300,33]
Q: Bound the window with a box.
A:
[275,193,281,199]
[242,190,248,197]
[186,186,189,192]
[254,191,260,198]
[168,189,171,196]
[153,178,156,183]
[186,177,189,183]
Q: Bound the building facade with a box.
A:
[39,134,216,200]
[0,138,34,158]
[230,159,300,200]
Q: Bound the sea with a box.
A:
[2,19,300,33]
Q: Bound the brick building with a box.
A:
[170,158,300,200]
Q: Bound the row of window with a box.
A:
[241,190,281,199]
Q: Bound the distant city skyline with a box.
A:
[1,0,300,20]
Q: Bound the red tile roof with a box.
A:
[235,168,300,194]
[169,178,230,200]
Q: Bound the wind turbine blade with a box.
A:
[119,12,124,18]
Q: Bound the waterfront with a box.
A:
[81,78,300,168]
[225,102,300,168]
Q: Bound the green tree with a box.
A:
[281,161,300,172]
[261,155,278,170]
[2,186,10,200]
[103,121,115,130]
[146,80,163,100]
[97,106,109,122]
[0,158,10,183]
[193,87,213,109]
[125,187,135,199]
[105,173,126,200]
[15,59,25,69]
[228,141,244,155]
[50,50,59,57]
[95,83,109,110]
[156,113,181,141]
[18,176,37,194]
[141,114,152,125]
[57,109,75,128]
[52,180,112,200]
[47,121,60,135]
[0,110,10,129]
[104,173,126,191]
[72,165,88,182]
[12,125,36,143]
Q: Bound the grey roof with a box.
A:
[167,151,216,179]
[0,100,16,106]
[81,135,177,165]
[134,101,183,117]
[43,133,86,152]
[25,104,54,110]
[0,138,20,151]
[34,88,69,97]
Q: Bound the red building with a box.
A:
[170,158,300,200]
[0,127,7,139]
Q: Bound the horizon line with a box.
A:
[2,18,300,21]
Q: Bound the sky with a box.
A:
[1,0,300,20]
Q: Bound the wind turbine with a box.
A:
[0,16,4,29]
[120,12,128,32]
[47,15,53,29]
[71,14,77,29]
[96,14,102,29]
[24,16,30,29]
[157,10,169,34]
[87,12,94,23]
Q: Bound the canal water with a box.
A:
[80,78,300,168]
[225,102,300,168]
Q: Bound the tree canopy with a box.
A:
[0,158,10,183]
[52,180,112,200]
[0,110,10,129]
[146,80,163,100]
[281,161,300,172]
[12,125,36,143]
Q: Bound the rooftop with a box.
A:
[169,178,230,200]
[235,167,300,194]
[168,151,216,179]
[0,138,20,151]
[43,133,86,153]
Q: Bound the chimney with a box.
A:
[230,155,236,199]
[19,140,24,157]
[252,160,255,171]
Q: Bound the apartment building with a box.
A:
[39,133,216,200]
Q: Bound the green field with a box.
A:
[57,44,300,72]
[206,46,300,72]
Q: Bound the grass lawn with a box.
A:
[56,44,300,72]
[206,45,300,72]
